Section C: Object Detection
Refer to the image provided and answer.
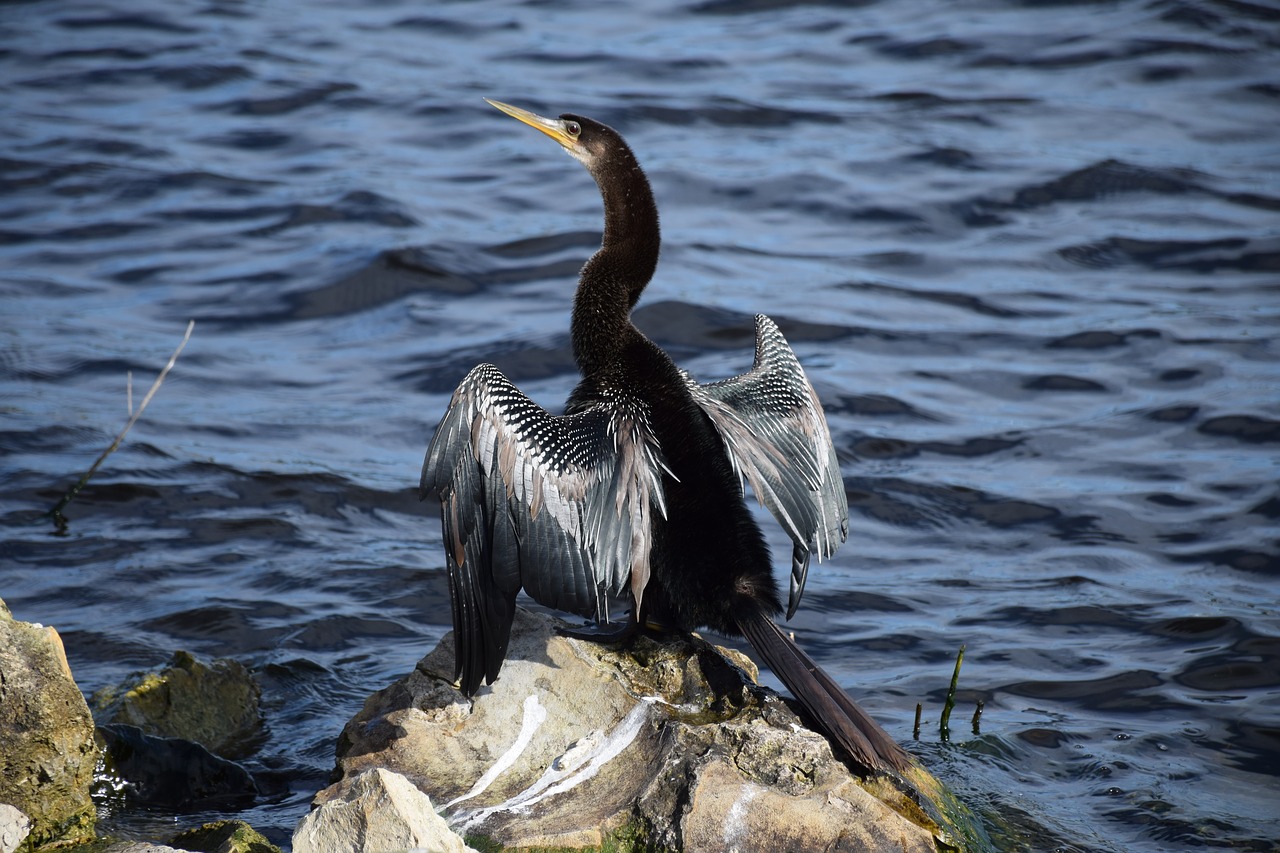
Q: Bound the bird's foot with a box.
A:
[557,616,680,645]
[556,619,638,645]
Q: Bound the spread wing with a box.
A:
[420,363,667,695]
[684,314,848,619]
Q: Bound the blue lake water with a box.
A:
[2,1,1278,849]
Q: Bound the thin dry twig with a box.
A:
[50,320,196,532]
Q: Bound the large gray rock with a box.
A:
[92,651,262,759]
[0,598,98,848]
[326,608,978,852]
[293,768,475,853]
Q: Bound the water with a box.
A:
[2,0,1277,849]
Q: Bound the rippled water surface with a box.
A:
[3,1,1278,849]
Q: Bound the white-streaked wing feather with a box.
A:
[420,363,666,692]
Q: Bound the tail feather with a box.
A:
[736,606,912,776]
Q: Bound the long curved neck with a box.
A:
[571,156,660,380]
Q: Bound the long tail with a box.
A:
[736,605,912,776]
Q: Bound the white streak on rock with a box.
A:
[454,698,654,829]
[446,694,546,809]
[723,782,763,852]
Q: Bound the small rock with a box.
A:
[93,651,263,758]
[0,598,98,848]
[292,768,475,853]
[0,804,32,853]
[171,819,280,853]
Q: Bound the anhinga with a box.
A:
[421,99,909,775]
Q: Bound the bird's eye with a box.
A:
[564,121,581,138]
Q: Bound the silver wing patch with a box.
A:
[683,314,849,619]
[420,363,667,693]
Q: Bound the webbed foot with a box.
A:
[556,619,639,645]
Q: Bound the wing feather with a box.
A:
[684,314,849,619]
[420,363,665,694]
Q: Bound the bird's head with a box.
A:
[484,98,631,175]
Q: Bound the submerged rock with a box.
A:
[0,598,98,848]
[292,768,476,853]
[92,651,263,759]
[323,607,981,852]
[48,818,279,853]
[96,724,259,811]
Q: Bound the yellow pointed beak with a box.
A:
[485,98,580,150]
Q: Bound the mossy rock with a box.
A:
[0,599,98,849]
[92,651,262,759]
[171,819,280,853]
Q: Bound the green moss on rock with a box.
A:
[92,651,262,759]
[170,819,280,853]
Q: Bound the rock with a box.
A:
[171,819,281,853]
[0,804,31,853]
[292,768,475,853]
[93,651,263,759]
[96,724,258,810]
[327,607,980,852]
[0,598,98,848]
[20,840,185,853]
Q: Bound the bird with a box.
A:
[420,98,910,776]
